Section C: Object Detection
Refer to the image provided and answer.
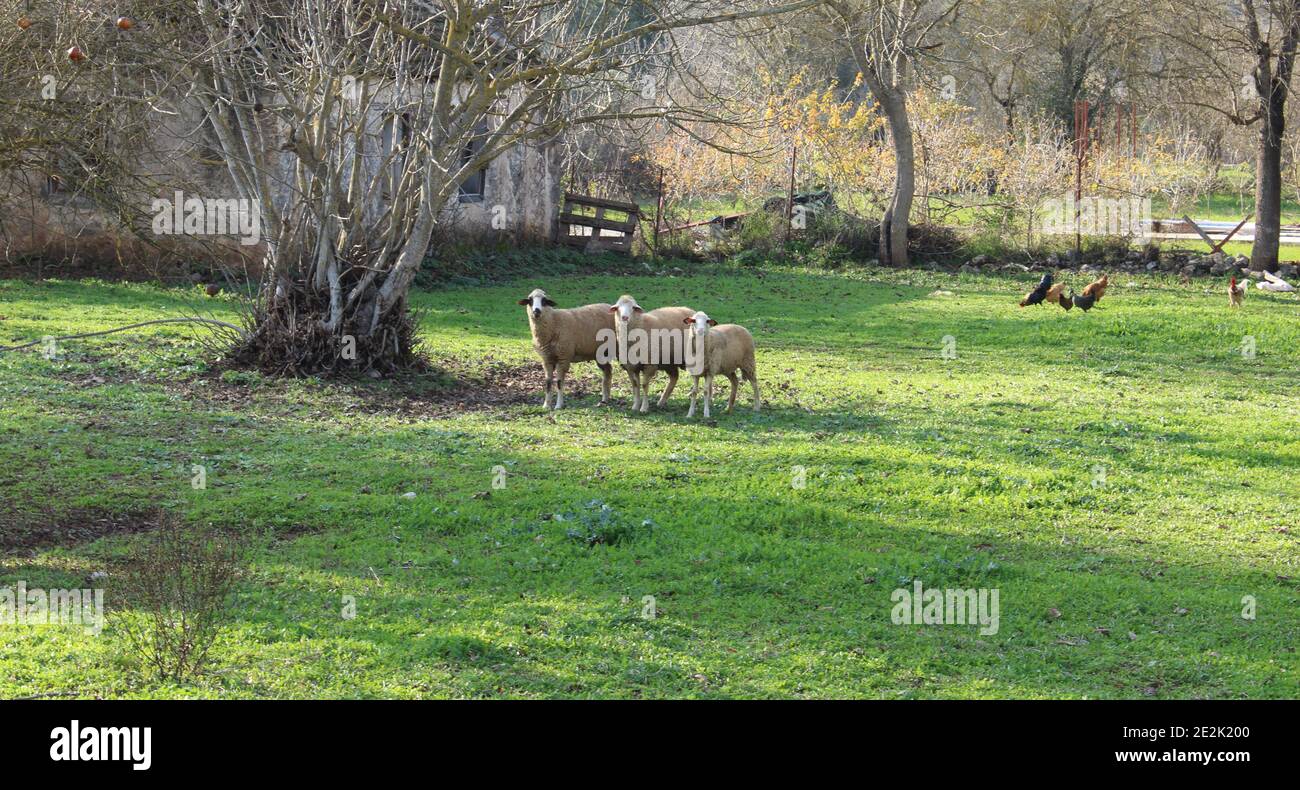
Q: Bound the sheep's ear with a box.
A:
[682,317,693,325]
[543,298,557,307]
[708,319,718,326]
[632,305,644,313]
[608,305,618,312]
[517,298,530,306]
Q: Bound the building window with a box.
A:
[44,174,68,196]
[458,127,487,203]
[42,153,98,208]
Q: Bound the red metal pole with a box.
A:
[1131,104,1137,158]
[1074,100,1089,256]
[786,143,797,244]
[653,168,664,258]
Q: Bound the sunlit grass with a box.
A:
[1,267,1297,698]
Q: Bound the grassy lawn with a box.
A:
[1159,239,1300,262]
[1,267,1298,699]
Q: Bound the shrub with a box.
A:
[560,500,656,547]
[731,207,782,256]
[807,208,879,259]
[112,513,243,682]
[721,207,965,268]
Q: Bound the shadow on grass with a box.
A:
[4,272,1299,697]
[190,477,1297,698]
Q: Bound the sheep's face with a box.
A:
[684,311,717,338]
[609,295,643,325]
[518,288,556,318]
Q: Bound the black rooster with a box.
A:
[1071,290,1097,311]
[1018,272,1053,307]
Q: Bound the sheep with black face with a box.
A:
[683,310,760,419]
[518,288,615,410]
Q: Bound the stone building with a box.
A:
[0,93,563,274]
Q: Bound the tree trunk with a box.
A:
[1245,0,1300,273]
[1253,100,1285,273]
[879,90,914,267]
[234,262,427,378]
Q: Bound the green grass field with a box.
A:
[1,266,1297,699]
[1161,239,1300,262]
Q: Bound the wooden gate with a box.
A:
[557,192,640,254]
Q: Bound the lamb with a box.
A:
[682,310,760,419]
[609,294,694,413]
[518,288,615,410]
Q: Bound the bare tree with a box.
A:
[1155,0,1300,271]
[1032,0,1144,133]
[948,2,1033,139]
[0,1,194,270]
[157,0,814,375]
[1241,0,1300,271]
[822,0,961,267]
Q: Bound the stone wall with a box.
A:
[1,91,561,273]
[449,137,562,244]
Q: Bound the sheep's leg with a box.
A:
[597,363,612,406]
[638,367,657,413]
[725,372,739,412]
[686,376,700,418]
[553,360,570,410]
[657,367,679,407]
[541,359,555,409]
[703,373,714,418]
[624,366,641,411]
[745,367,762,412]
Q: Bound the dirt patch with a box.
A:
[408,357,587,411]
[166,356,603,420]
[345,357,603,418]
[0,508,157,555]
[51,368,138,389]
[45,347,604,421]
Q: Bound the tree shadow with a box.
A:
[5,272,1299,698]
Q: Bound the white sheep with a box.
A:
[682,310,761,419]
[610,294,693,413]
[519,288,615,410]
